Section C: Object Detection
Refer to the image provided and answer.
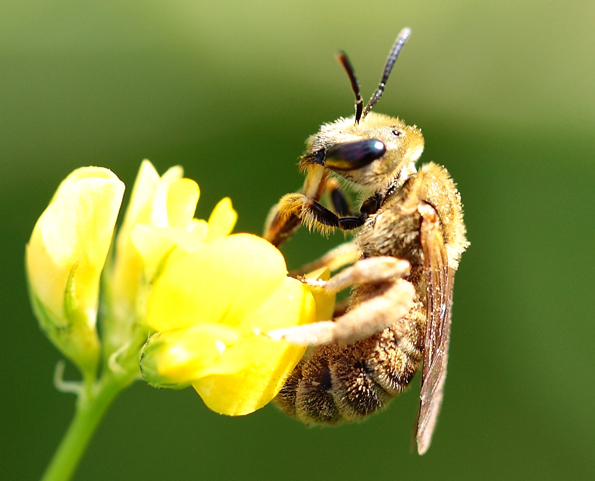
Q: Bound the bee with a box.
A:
[264,28,468,454]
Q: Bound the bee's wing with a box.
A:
[416,203,455,455]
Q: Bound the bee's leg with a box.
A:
[268,257,415,346]
[271,191,378,239]
[326,178,383,222]
[326,178,352,216]
[290,239,362,318]
[264,165,329,247]
[263,200,302,247]
[325,181,381,230]
[290,240,361,277]
[268,192,341,237]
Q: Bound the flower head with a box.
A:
[138,199,332,416]
[26,160,331,415]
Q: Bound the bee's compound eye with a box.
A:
[325,140,386,171]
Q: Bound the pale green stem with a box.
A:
[40,372,135,481]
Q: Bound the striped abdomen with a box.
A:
[274,299,425,424]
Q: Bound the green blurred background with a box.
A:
[2,1,594,480]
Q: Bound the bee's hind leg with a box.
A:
[267,257,415,346]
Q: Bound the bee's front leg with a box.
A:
[268,191,372,241]
[263,200,302,247]
[276,192,340,234]
[264,165,329,247]
[267,257,415,346]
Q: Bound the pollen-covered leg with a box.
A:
[264,164,329,247]
[268,257,415,346]
[290,240,361,277]
[269,192,341,239]
[263,199,302,247]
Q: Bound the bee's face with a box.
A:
[300,112,425,192]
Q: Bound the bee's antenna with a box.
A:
[336,51,364,124]
[361,27,411,119]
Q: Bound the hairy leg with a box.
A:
[268,257,414,346]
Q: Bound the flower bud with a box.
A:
[26,167,124,377]
[140,324,241,389]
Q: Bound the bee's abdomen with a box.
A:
[275,304,425,424]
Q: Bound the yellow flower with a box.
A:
[25,167,125,377]
[101,160,201,362]
[138,200,332,416]
[27,159,331,415]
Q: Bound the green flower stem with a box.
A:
[41,371,135,481]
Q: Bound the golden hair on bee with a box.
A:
[264,27,468,455]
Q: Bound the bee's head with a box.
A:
[299,28,422,193]
[301,113,424,192]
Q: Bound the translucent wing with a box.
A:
[416,203,456,455]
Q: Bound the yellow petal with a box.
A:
[109,163,201,301]
[192,277,315,415]
[106,160,160,320]
[187,218,209,239]
[117,160,161,239]
[305,267,336,321]
[206,197,237,241]
[146,233,287,332]
[103,161,201,359]
[150,165,185,227]
[129,225,180,282]
[165,178,200,229]
[141,324,242,388]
